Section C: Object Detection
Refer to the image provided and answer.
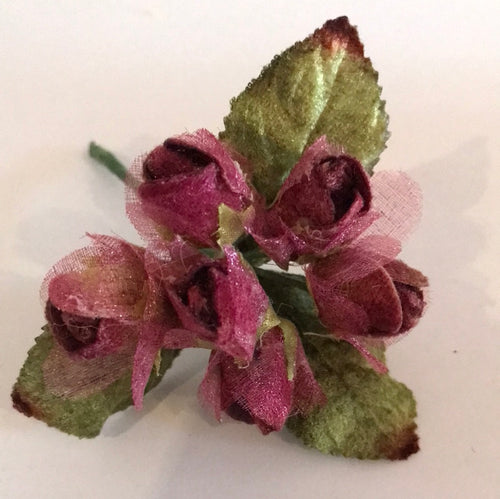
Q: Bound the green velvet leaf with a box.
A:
[11,328,179,438]
[255,268,419,460]
[286,336,418,460]
[221,17,389,203]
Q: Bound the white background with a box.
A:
[1,1,498,498]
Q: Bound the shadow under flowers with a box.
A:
[386,138,497,478]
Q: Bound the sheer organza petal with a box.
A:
[131,322,166,409]
[365,171,422,242]
[211,246,268,362]
[166,128,251,198]
[126,129,252,247]
[137,165,221,247]
[42,235,147,320]
[198,327,324,434]
[290,333,327,414]
[198,350,224,421]
[43,329,136,399]
[126,154,164,246]
[343,335,388,374]
[306,236,401,287]
[74,319,133,359]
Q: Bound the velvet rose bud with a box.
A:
[163,244,269,364]
[383,260,428,333]
[42,235,150,359]
[246,136,376,268]
[198,326,325,434]
[45,302,100,353]
[41,234,183,408]
[127,129,252,248]
[306,250,428,370]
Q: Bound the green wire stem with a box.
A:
[88,141,127,181]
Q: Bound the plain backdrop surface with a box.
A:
[1,2,499,498]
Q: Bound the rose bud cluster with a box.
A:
[39,128,427,435]
[41,234,325,431]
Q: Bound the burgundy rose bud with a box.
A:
[198,326,325,434]
[45,300,99,352]
[307,255,428,341]
[306,249,428,373]
[165,245,268,363]
[275,149,371,226]
[384,260,428,333]
[41,234,184,408]
[128,129,252,248]
[246,136,376,268]
[176,265,220,332]
[41,235,152,360]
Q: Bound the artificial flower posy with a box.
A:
[12,17,428,460]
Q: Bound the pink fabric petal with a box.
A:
[365,171,422,242]
[216,329,293,434]
[384,259,429,288]
[126,154,165,246]
[227,329,293,434]
[145,237,208,285]
[166,287,216,340]
[343,336,388,374]
[275,136,370,228]
[166,128,251,198]
[384,260,429,335]
[45,300,100,354]
[276,150,338,228]
[198,350,224,421]
[306,247,407,346]
[162,328,202,349]
[145,239,215,342]
[74,320,134,360]
[42,235,147,320]
[306,279,371,336]
[126,129,251,247]
[290,195,377,257]
[291,334,326,414]
[307,236,401,287]
[138,165,222,247]
[142,144,207,181]
[277,136,340,191]
[211,246,268,362]
[131,322,166,409]
[244,202,306,269]
[42,330,136,399]
[163,253,220,341]
[163,246,267,360]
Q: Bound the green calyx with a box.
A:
[11,328,178,438]
[221,18,389,203]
